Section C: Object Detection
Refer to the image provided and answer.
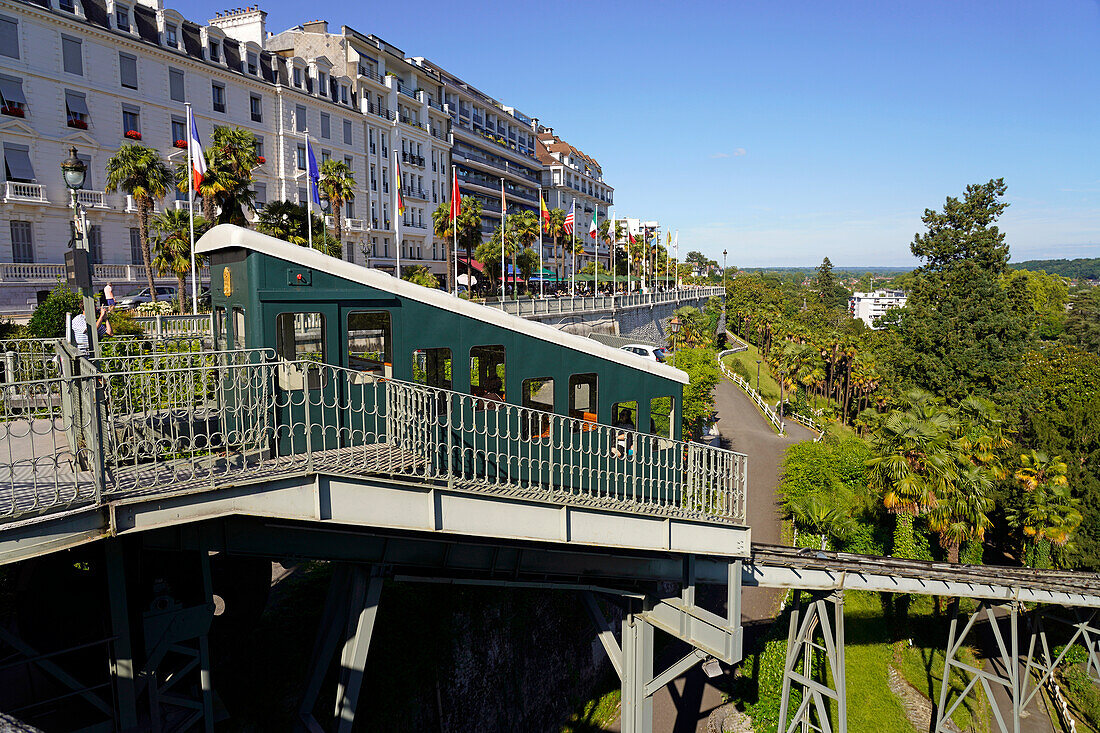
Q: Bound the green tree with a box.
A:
[27,282,81,338]
[1009,451,1081,568]
[433,196,484,290]
[1063,288,1100,354]
[545,208,566,280]
[815,256,848,309]
[668,347,722,440]
[177,126,258,225]
[255,200,338,256]
[509,210,540,295]
[787,493,856,550]
[867,390,958,559]
[151,209,208,312]
[318,158,356,249]
[881,179,1030,400]
[105,143,174,300]
[402,265,439,289]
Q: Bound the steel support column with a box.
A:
[777,590,846,733]
[935,601,1020,733]
[298,564,383,733]
[620,612,654,733]
[105,538,139,730]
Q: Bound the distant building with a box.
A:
[849,289,906,328]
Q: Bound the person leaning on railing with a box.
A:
[69,305,112,356]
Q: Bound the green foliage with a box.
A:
[28,283,81,338]
[1063,287,1100,354]
[1010,257,1100,280]
[880,179,1031,400]
[401,265,439,289]
[256,201,340,257]
[668,347,721,439]
[0,319,26,339]
[106,311,144,336]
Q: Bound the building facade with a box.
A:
[848,289,906,328]
[0,0,614,312]
[536,126,613,279]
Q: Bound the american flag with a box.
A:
[563,203,575,233]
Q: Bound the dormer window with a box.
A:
[115,4,129,31]
[208,40,220,62]
[292,66,302,87]
[247,52,258,75]
[317,71,327,92]
[58,0,75,13]
[339,85,348,104]
[165,24,177,48]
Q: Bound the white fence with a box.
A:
[717,347,785,435]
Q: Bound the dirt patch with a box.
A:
[888,665,962,733]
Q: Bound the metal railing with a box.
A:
[0,345,747,527]
[717,348,785,435]
[130,313,213,338]
[496,287,724,317]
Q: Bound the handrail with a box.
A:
[497,287,724,318]
[717,348,785,435]
[0,349,748,527]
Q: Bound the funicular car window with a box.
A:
[470,345,505,406]
[521,377,554,438]
[569,373,598,431]
[276,312,326,388]
[412,348,452,390]
[347,311,391,377]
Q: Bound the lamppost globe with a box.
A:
[60,146,86,191]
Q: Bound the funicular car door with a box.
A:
[340,307,394,453]
[273,307,339,457]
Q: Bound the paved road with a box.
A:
[612,378,817,732]
[973,610,1057,733]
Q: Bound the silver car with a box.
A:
[115,286,177,308]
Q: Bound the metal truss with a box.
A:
[298,564,383,733]
[584,557,743,733]
[777,591,846,733]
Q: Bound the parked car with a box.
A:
[620,344,670,363]
[115,286,177,308]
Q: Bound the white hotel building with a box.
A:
[848,289,907,328]
[0,1,613,313]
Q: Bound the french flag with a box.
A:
[188,109,206,192]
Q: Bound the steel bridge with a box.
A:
[0,337,1098,733]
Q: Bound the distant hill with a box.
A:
[739,266,912,276]
[1010,258,1100,280]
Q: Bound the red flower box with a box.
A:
[173,139,187,149]
[1,106,24,117]
[67,118,88,129]
[124,129,142,140]
[256,156,266,164]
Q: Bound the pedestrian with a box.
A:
[103,282,115,310]
[69,305,113,355]
[612,407,635,458]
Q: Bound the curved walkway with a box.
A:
[613,378,817,732]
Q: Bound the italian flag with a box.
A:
[589,215,597,239]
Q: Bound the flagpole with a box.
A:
[570,198,576,298]
[538,186,544,298]
[393,148,401,279]
[185,102,198,315]
[500,178,506,300]
[674,230,679,290]
[305,130,313,251]
[452,172,459,297]
[593,206,598,298]
[609,208,615,299]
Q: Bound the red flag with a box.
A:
[449,169,461,220]
[628,230,635,244]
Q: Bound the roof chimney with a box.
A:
[302,19,328,34]
[208,5,267,47]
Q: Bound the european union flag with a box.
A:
[306,141,321,206]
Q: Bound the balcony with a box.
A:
[3,182,48,204]
[398,86,418,100]
[346,218,366,231]
[125,195,160,213]
[75,189,108,208]
[404,188,427,201]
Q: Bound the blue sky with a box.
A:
[192,0,1100,267]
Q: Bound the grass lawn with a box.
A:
[837,592,991,733]
[721,342,782,403]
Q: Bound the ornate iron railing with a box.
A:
[0,345,748,526]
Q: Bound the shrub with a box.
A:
[27,282,81,338]
[0,319,27,340]
[134,300,174,316]
[107,311,145,337]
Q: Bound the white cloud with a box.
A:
[733,147,746,156]
[710,148,746,159]
[710,152,730,159]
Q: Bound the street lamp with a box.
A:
[670,315,681,360]
[61,146,98,356]
[756,359,762,394]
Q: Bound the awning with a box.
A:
[0,76,25,107]
[457,256,484,273]
[3,145,35,182]
[65,90,89,116]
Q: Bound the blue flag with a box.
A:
[306,141,321,206]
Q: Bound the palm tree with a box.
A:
[479,224,519,296]
[176,126,258,225]
[433,196,484,292]
[509,210,540,294]
[256,200,306,244]
[105,144,173,300]
[562,233,585,296]
[867,390,958,559]
[546,208,566,280]
[927,464,993,564]
[150,209,208,312]
[787,494,856,551]
[1009,450,1079,568]
[318,159,356,249]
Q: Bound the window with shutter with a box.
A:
[62,35,82,75]
[10,221,33,263]
[87,225,102,264]
[0,15,17,59]
[119,52,138,89]
[295,105,306,132]
[169,68,185,102]
[65,90,89,126]
[344,120,352,145]
[320,113,330,139]
[3,144,35,182]
[129,228,143,265]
